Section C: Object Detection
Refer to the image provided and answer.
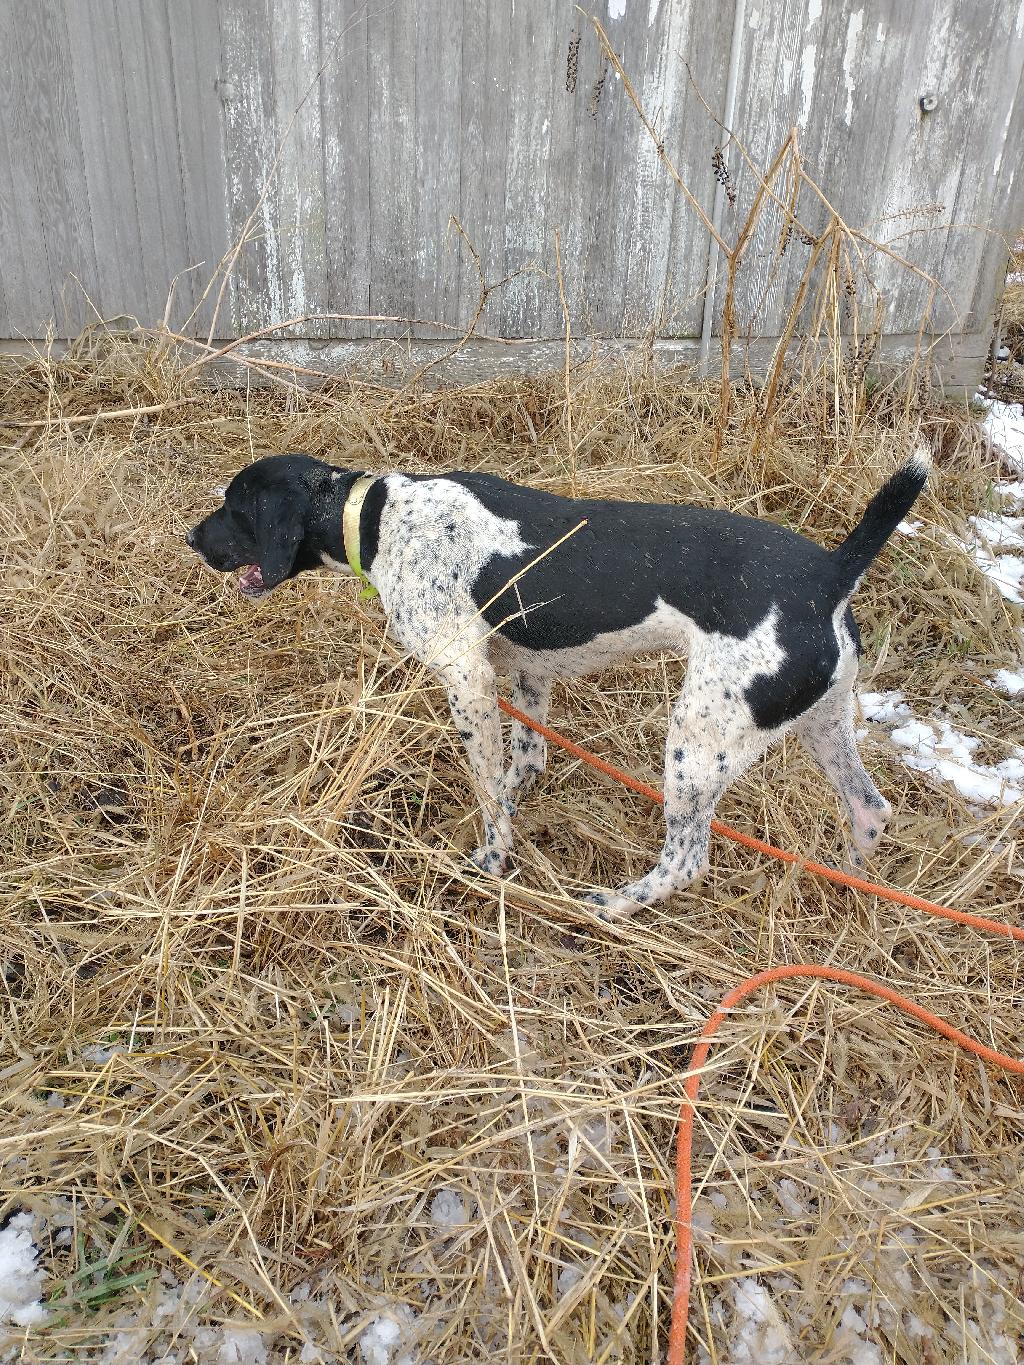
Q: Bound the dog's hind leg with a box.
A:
[589,664,776,919]
[795,684,891,868]
[439,656,514,876]
[501,671,553,816]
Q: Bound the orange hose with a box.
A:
[496,698,1024,943]
[667,966,1024,1365]
[495,698,1024,1363]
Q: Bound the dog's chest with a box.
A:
[372,476,530,651]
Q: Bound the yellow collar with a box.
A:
[342,474,379,600]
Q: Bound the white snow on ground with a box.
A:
[860,691,1024,806]
[428,1190,466,1228]
[359,1318,404,1365]
[888,718,1024,805]
[966,511,1024,604]
[859,691,912,726]
[557,1264,583,1299]
[992,666,1024,696]
[970,513,1024,550]
[965,398,1024,599]
[217,1331,267,1365]
[0,1214,46,1327]
[838,1304,883,1365]
[965,540,1024,603]
[359,1306,419,1365]
[726,1280,793,1364]
[896,518,923,535]
[979,396,1024,475]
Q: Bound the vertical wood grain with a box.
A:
[217,0,281,334]
[5,0,97,335]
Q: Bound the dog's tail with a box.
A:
[830,441,931,592]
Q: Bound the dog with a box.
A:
[187,446,929,917]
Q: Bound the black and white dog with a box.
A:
[187,447,929,917]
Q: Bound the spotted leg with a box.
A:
[439,656,514,876]
[500,671,553,818]
[795,684,892,869]
[588,665,777,919]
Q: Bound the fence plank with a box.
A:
[459,0,514,338]
[0,3,53,334]
[166,0,233,337]
[366,0,418,337]
[268,0,328,335]
[412,0,465,338]
[218,0,281,335]
[60,0,144,329]
[8,0,98,334]
[321,0,372,340]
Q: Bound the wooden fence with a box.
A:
[1,0,1022,386]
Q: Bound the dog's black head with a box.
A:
[186,453,357,598]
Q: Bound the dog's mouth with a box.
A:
[237,565,267,598]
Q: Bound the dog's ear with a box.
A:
[253,490,307,589]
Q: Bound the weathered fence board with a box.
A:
[0,0,1022,387]
[321,0,372,338]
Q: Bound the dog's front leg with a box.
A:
[502,670,553,816]
[440,658,513,876]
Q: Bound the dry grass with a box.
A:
[991,234,1024,403]
[1,340,1023,1364]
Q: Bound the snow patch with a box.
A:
[81,1042,124,1064]
[428,1190,467,1228]
[0,1213,46,1327]
[861,692,1023,807]
[359,1307,418,1365]
[887,718,1023,806]
[888,718,1023,806]
[978,396,1024,475]
[963,522,1024,604]
[859,691,912,725]
[970,513,1024,550]
[557,1264,583,1299]
[992,667,1024,696]
[727,1279,793,1363]
[838,1302,883,1365]
[218,1331,268,1365]
[970,552,1024,603]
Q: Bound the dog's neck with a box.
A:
[314,467,379,573]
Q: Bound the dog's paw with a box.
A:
[470,845,510,878]
[845,843,867,873]
[583,889,641,922]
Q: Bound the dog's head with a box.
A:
[186,453,355,599]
